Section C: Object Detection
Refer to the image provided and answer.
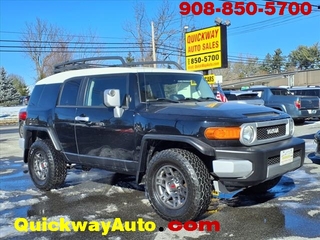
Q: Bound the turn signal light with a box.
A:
[204,127,240,140]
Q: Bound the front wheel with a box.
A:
[145,148,211,222]
[28,139,67,191]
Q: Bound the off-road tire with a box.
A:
[145,148,211,222]
[28,139,67,191]
[243,176,282,194]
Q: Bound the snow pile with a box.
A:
[0,106,25,124]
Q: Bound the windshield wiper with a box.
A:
[180,98,202,102]
[146,98,179,103]
[199,97,219,101]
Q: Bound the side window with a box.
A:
[252,90,263,98]
[28,85,45,106]
[85,74,127,106]
[39,84,61,108]
[59,78,82,106]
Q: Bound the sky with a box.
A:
[0,0,320,89]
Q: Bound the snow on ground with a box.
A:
[0,106,25,117]
[0,106,25,123]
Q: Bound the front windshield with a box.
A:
[139,72,215,102]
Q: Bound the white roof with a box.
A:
[36,67,202,85]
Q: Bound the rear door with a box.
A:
[54,77,83,162]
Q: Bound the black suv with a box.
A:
[20,57,305,222]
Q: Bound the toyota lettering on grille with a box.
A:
[267,128,279,134]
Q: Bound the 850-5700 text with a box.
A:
[188,54,220,65]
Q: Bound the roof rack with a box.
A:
[53,56,127,73]
[53,56,183,73]
[127,60,183,70]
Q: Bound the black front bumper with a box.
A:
[213,137,305,191]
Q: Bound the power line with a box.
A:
[0,39,143,45]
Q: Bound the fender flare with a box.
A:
[24,126,62,151]
[135,134,215,183]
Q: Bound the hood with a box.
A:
[142,101,287,122]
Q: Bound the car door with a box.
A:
[54,77,83,163]
[75,73,137,174]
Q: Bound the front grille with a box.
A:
[240,118,293,146]
[267,149,301,166]
[257,124,286,140]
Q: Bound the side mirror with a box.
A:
[104,89,124,118]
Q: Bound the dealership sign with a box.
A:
[185,25,228,71]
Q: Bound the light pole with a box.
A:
[178,25,189,67]
[151,21,157,68]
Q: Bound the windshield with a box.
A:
[139,72,215,102]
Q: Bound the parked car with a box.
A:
[246,86,320,124]
[224,90,265,106]
[19,96,30,105]
[289,87,320,120]
[18,107,27,138]
[315,130,320,158]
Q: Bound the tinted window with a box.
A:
[85,74,128,106]
[271,89,290,95]
[237,94,260,100]
[225,94,237,100]
[291,89,320,97]
[28,85,45,107]
[38,84,61,108]
[59,79,82,106]
[29,84,62,108]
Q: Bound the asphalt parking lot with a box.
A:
[1,121,320,240]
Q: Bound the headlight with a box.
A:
[288,118,294,136]
[241,125,255,145]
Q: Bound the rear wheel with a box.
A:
[145,148,211,222]
[28,139,67,191]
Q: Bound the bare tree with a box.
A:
[21,18,73,81]
[21,18,103,81]
[123,0,194,66]
[70,28,104,60]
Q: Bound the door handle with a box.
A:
[75,116,89,122]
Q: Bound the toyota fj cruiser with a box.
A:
[20,56,305,222]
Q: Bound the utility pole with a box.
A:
[151,21,156,68]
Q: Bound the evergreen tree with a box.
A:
[260,53,273,74]
[271,48,285,74]
[8,74,30,96]
[125,52,135,63]
[0,67,20,106]
[260,49,285,74]
[288,43,320,70]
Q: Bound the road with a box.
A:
[1,121,320,240]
